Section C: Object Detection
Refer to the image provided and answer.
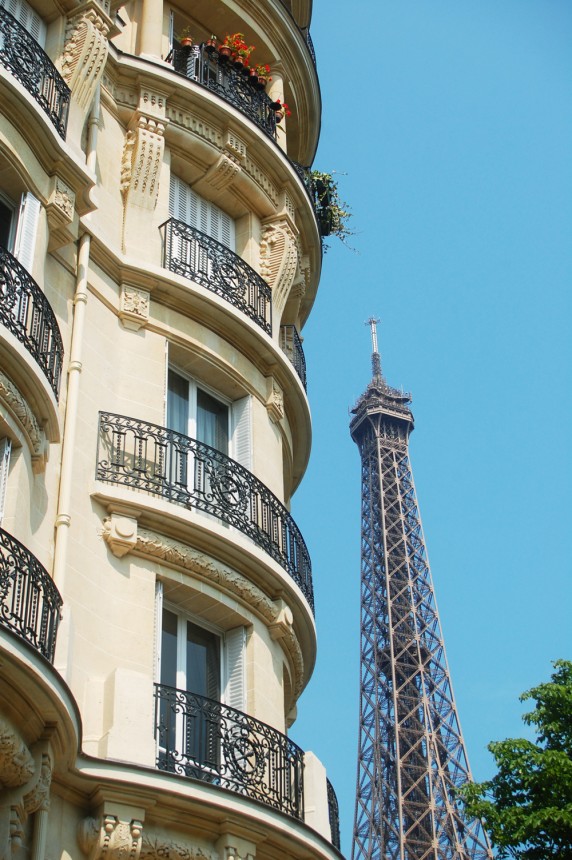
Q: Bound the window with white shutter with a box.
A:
[0,0,46,46]
[223,626,246,711]
[0,437,12,524]
[13,192,41,274]
[169,175,235,250]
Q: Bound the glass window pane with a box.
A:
[197,389,228,453]
[161,608,178,687]
[167,369,189,435]
[186,621,220,700]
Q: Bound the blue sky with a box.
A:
[291,2,572,855]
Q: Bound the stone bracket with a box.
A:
[46,176,78,251]
[119,284,150,331]
[265,377,284,424]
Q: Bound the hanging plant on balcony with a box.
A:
[310,171,353,247]
[205,34,218,53]
[273,99,291,123]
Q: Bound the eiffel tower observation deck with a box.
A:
[350,319,492,860]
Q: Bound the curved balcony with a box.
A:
[0,6,70,138]
[280,325,307,391]
[0,525,62,662]
[171,42,278,141]
[161,219,272,336]
[327,778,341,850]
[155,683,304,819]
[0,245,64,399]
[96,412,314,611]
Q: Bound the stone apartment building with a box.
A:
[0,0,342,856]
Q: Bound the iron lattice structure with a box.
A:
[351,324,492,860]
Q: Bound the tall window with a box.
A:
[169,176,235,251]
[166,367,251,469]
[161,608,221,700]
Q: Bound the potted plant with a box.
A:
[272,99,291,122]
[177,26,193,48]
[221,33,255,67]
[254,63,272,89]
[205,34,218,53]
[310,171,352,245]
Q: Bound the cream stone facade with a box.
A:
[0,0,342,857]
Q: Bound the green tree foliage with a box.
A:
[460,660,572,859]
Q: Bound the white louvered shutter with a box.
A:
[224,626,246,710]
[154,580,164,683]
[0,0,45,45]
[14,192,40,274]
[169,176,235,250]
[231,396,252,470]
[0,438,12,524]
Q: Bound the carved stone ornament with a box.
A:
[0,370,47,467]
[259,220,300,321]
[0,717,35,789]
[0,732,53,860]
[196,154,240,194]
[265,377,284,424]
[62,0,113,112]
[121,116,165,211]
[99,524,305,697]
[119,285,150,331]
[78,815,143,860]
[46,176,78,251]
[140,833,215,860]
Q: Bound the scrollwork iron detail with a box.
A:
[96,412,314,611]
[327,777,341,850]
[0,245,64,399]
[0,6,70,137]
[0,526,62,662]
[280,325,307,391]
[154,683,304,820]
[161,219,272,335]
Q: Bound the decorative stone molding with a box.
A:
[224,131,247,163]
[195,154,241,194]
[166,106,222,148]
[268,598,294,641]
[62,0,112,112]
[265,377,284,424]
[0,718,34,789]
[46,176,78,251]
[78,815,143,860]
[101,509,139,557]
[0,370,48,468]
[119,285,150,331]
[260,220,300,322]
[140,834,215,860]
[0,735,53,860]
[216,836,256,860]
[99,524,305,697]
[121,116,166,211]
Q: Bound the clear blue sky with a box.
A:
[291,2,572,855]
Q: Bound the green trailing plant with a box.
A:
[310,170,353,247]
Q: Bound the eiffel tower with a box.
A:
[351,319,492,860]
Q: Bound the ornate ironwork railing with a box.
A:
[155,683,304,819]
[327,777,341,850]
[171,43,278,140]
[0,526,62,662]
[0,245,64,399]
[302,29,316,67]
[161,219,272,336]
[280,325,307,391]
[0,6,70,137]
[97,413,314,611]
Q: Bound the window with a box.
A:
[0,0,46,46]
[157,599,246,777]
[167,368,251,468]
[0,437,11,524]
[169,176,235,250]
[0,190,41,272]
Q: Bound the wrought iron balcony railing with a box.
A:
[0,6,70,138]
[302,29,316,67]
[0,526,62,662]
[0,245,64,399]
[327,777,341,850]
[155,683,304,819]
[161,219,272,336]
[280,325,307,391]
[96,413,314,611]
[171,43,278,141]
